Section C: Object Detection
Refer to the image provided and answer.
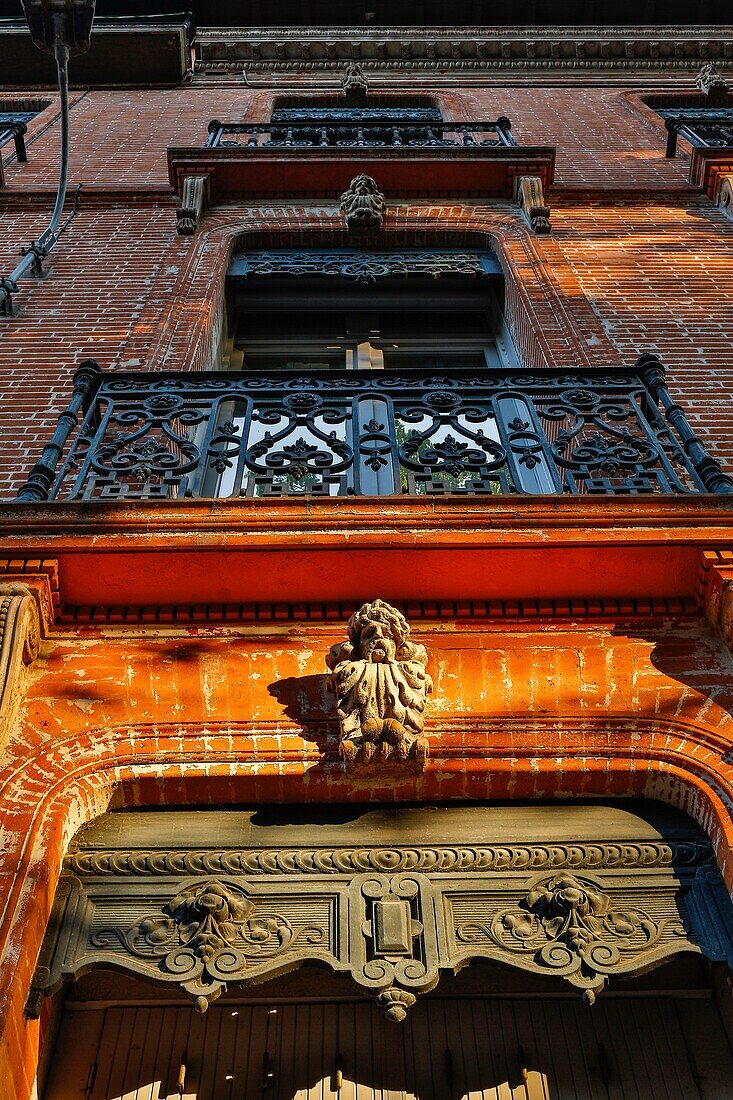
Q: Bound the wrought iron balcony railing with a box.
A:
[205,117,517,150]
[15,356,733,502]
[662,109,733,158]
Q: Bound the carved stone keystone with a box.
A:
[697,62,730,101]
[326,599,431,768]
[341,62,368,103]
[0,583,41,748]
[176,175,209,235]
[339,175,385,235]
[515,176,551,234]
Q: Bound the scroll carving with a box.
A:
[514,175,551,234]
[0,583,40,746]
[326,599,431,767]
[455,872,683,1004]
[91,878,327,1012]
[339,175,385,234]
[176,175,209,235]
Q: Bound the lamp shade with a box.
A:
[20,0,95,55]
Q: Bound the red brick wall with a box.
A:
[0,83,730,494]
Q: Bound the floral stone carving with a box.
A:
[339,175,385,234]
[92,878,325,1012]
[697,62,729,100]
[456,872,682,1004]
[326,600,432,767]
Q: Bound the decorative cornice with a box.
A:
[195,26,733,76]
[67,840,711,877]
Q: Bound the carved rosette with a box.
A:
[339,175,386,234]
[0,583,41,746]
[326,600,432,769]
[91,878,326,1012]
[455,872,685,1004]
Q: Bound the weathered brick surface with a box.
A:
[1,70,733,1100]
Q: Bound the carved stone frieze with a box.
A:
[66,840,711,878]
[176,175,209,235]
[515,175,551,234]
[326,600,431,767]
[29,818,733,1023]
[339,175,385,235]
[0,583,41,747]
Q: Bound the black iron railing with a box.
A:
[0,121,28,162]
[15,356,733,502]
[205,118,517,150]
[662,109,733,158]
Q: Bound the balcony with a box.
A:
[167,117,555,201]
[16,356,733,503]
[660,108,733,195]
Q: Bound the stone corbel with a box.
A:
[715,174,733,223]
[339,175,385,236]
[0,562,57,748]
[0,585,41,745]
[176,175,210,236]
[700,551,733,652]
[514,175,551,234]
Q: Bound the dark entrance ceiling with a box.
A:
[0,0,727,26]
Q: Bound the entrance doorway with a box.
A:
[44,987,733,1099]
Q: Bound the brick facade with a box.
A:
[1,22,733,1100]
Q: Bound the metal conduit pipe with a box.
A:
[0,39,72,316]
[1,0,95,316]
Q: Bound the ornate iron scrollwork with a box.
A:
[38,361,730,502]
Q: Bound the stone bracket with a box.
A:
[514,175,551,234]
[176,174,210,235]
[0,564,56,748]
[715,173,733,222]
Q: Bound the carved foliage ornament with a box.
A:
[326,600,432,766]
[339,175,385,234]
[456,873,683,1004]
[92,878,325,1012]
[176,175,209,236]
[697,62,730,99]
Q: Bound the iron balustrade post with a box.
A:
[496,117,514,146]
[637,353,733,494]
[665,119,679,158]
[206,120,222,148]
[0,122,29,161]
[15,358,102,502]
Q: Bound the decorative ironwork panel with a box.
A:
[206,117,516,150]
[228,249,501,283]
[38,365,724,502]
[661,108,733,157]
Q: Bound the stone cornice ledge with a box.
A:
[0,497,731,612]
[195,24,733,75]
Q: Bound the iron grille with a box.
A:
[205,118,516,150]
[15,357,733,502]
[660,108,733,157]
